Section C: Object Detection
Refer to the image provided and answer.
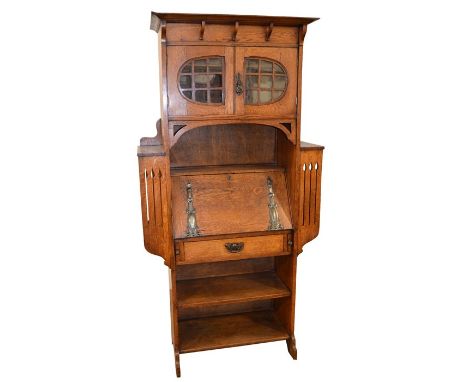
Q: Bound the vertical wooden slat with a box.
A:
[151,168,157,226]
[152,166,160,231]
[144,169,150,223]
[139,161,149,227]
[157,169,164,233]
[146,165,157,252]
[303,160,311,226]
[314,160,322,229]
[160,159,174,268]
[309,158,317,226]
[298,162,305,227]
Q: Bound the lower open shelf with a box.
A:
[177,271,290,308]
[179,310,288,353]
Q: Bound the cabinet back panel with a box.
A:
[176,257,274,280]
[178,300,274,320]
[170,124,276,167]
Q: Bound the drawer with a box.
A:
[176,233,291,264]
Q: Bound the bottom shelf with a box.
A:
[179,310,288,353]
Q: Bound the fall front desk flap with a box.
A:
[171,170,292,239]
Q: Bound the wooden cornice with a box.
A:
[150,12,319,32]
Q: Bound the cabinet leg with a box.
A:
[174,347,181,377]
[287,335,297,360]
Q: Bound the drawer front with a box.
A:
[176,233,290,264]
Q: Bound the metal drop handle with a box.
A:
[224,242,244,253]
[185,182,200,237]
[235,73,243,95]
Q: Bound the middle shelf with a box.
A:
[177,271,291,308]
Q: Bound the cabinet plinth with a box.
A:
[137,11,324,377]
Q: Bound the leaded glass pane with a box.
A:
[178,56,224,104]
[244,58,287,104]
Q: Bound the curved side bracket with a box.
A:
[299,24,307,44]
[199,20,206,40]
[140,118,163,146]
[232,21,239,41]
[265,22,274,41]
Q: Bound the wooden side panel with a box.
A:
[298,148,323,251]
[274,255,297,336]
[277,130,298,228]
[138,155,171,265]
[169,268,180,354]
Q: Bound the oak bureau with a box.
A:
[137,12,324,377]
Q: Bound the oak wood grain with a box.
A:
[171,170,292,238]
[236,47,298,118]
[177,234,290,265]
[139,12,323,376]
[169,124,277,167]
[298,146,323,251]
[176,257,274,280]
[165,23,299,45]
[178,300,273,321]
[178,310,289,353]
[152,12,319,32]
[167,45,234,117]
[177,272,290,308]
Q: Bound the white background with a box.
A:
[1,1,467,381]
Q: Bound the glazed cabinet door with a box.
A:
[167,46,235,117]
[235,47,297,118]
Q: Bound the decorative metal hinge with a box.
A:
[266,177,283,231]
[185,182,201,237]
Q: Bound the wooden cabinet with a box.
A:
[167,46,296,118]
[138,12,324,377]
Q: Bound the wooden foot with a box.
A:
[174,348,181,377]
[287,335,297,360]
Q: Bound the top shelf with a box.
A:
[151,12,319,32]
